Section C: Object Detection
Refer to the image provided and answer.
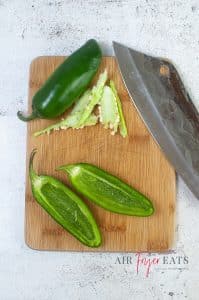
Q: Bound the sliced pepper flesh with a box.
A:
[29,150,102,247]
[59,163,154,217]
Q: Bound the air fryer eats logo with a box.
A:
[115,253,189,277]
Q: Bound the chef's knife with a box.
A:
[113,41,199,199]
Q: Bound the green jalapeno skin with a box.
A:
[29,150,102,247]
[18,39,102,121]
[59,163,154,217]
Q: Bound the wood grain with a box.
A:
[25,56,176,252]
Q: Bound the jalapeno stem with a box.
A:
[17,110,38,122]
[29,149,38,181]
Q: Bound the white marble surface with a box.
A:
[0,1,199,299]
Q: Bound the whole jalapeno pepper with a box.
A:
[17,39,102,121]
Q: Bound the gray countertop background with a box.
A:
[1,1,199,299]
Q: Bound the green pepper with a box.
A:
[29,150,101,247]
[59,163,154,217]
[18,39,102,122]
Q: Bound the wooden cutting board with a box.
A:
[25,56,176,252]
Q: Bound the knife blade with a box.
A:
[113,41,199,199]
